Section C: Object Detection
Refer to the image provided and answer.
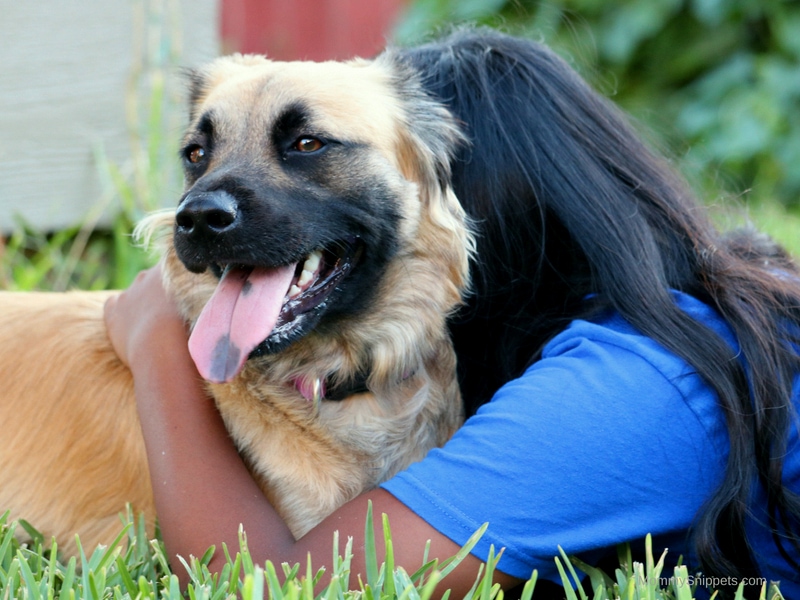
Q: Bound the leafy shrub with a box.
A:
[395,0,800,209]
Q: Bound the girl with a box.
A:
[105,28,800,598]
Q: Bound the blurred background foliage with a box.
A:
[395,0,800,218]
[2,0,798,291]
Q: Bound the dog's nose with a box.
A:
[175,191,238,236]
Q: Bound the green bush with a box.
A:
[394,0,800,210]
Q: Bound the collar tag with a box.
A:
[294,376,325,403]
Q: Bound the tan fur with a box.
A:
[0,54,472,553]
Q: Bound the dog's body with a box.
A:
[0,51,472,554]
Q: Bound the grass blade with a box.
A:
[364,501,379,589]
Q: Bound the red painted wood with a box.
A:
[221,0,407,61]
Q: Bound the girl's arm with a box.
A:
[103,266,520,594]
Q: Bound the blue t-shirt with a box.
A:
[381,292,800,596]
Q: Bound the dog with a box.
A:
[0,49,474,556]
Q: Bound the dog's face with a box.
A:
[158,53,471,384]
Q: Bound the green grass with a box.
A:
[0,214,155,292]
[0,505,784,599]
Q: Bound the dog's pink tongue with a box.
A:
[189,264,296,383]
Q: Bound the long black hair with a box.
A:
[394,27,800,590]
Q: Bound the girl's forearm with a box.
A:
[131,337,296,584]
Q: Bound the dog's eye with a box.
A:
[185,145,206,164]
[293,137,325,153]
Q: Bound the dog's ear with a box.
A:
[184,54,271,122]
[381,54,464,201]
[378,52,474,292]
[185,68,210,122]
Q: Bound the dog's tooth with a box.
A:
[303,251,322,274]
[298,269,314,287]
[288,284,302,298]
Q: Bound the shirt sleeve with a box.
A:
[380,319,729,582]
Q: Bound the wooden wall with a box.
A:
[0,1,219,232]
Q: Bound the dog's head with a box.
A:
[149,52,472,384]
